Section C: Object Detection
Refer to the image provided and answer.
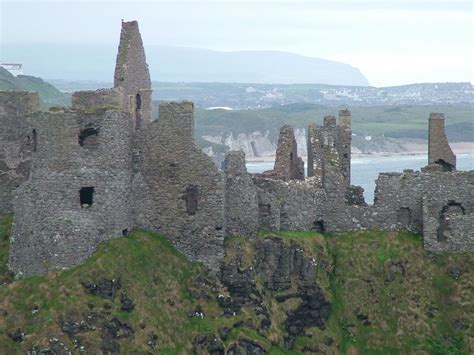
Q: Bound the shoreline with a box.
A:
[246,143,474,163]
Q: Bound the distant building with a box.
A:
[0,63,23,76]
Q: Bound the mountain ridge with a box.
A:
[2,44,369,86]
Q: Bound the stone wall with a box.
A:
[0,91,39,213]
[372,170,473,234]
[223,151,258,238]
[135,101,225,271]
[9,109,134,276]
[114,21,153,126]
[428,113,456,170]
[71,88,122,110]
[253,177,327,231]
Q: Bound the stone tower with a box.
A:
[136,101,226,271]
[273,125,305,181]
[9,109,134,276]
[338,109,351,187]
[307,116,346,201]
[428,113,456,171]
[114,20,153,129]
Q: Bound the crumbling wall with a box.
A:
[253,176,326,231]
[71,88,122,110]
[114,20,153,126]
[136,101,225,271]
[428,113,456,171]
[223,151,258,238]
[0,91,39,213]
[272,125,304,181]
[256,187,281,232]
[306,123,324,187]
[9,109,134,276]
[422,195,474,252]
[307,116,349,202]
[371,170,473,234]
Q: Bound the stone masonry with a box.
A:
[72,21,152,130]
[0,91,39,213]
[223,151,258,238]
[135,101,226,271]
[3,20,472,276]
[428,113,456,171]
[9,109,133,275]
[269,125,304,181]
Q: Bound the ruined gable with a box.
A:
[114,20,153,126]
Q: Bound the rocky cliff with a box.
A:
[0,215,472,354]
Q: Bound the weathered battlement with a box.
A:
[428,113,456,171]
[71,88,122,110]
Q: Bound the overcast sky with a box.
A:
[1,0,472,86]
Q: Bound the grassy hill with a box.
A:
[0,67,67,108]
[0,214,472,353]
[193,103,474,142]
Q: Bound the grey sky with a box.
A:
[1,0,472,86]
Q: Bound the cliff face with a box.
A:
[0,217,472,354]
[202,128,307,158]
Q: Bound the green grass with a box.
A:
[0,216,472,353]
[0,214,13,277]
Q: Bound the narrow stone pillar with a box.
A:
[274,125,304,181]
[338,109,352,187]
[428,113,456,171]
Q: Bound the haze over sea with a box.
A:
[247,153,474,204]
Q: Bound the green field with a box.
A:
[192,103,474,142]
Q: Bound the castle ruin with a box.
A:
[0,21,472,276]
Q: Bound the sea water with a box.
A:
[246,153,474,204]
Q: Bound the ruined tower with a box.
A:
[114,21,153,128]
[71,20,153,129]
[428,113,456,171]
[338,109,352,187]
[9,108,134,276]
[136,101,226,271]
[273,125,305,181]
